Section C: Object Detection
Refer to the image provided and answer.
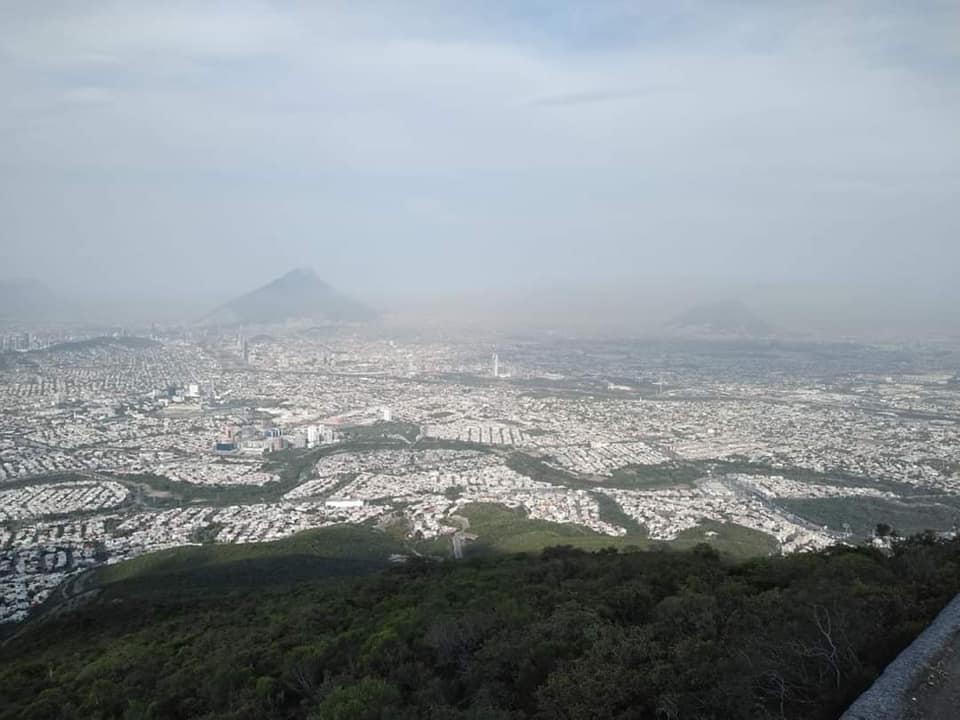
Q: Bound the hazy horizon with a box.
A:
[2,1,959,334]
[1,268,957,341]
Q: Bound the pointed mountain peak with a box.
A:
[280,267,319,281]
[205,270,376,326]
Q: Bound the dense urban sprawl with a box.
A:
[1,328,959,622]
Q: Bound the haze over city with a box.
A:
[2,1,959,333]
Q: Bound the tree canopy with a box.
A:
[2,536,959,719]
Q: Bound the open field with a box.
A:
[608,462,702,489]
[94,524,404,595]
[458,502,777,559]
[782,496,960,538]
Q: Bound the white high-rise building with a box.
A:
[322,425,336,443]
[492,353,500,378]
[381,406,393,422]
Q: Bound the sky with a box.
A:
[1,1,959,312]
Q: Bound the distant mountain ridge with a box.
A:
[205,269,376,326]
[667,299,772,336]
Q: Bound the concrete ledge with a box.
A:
[841,594,960,720]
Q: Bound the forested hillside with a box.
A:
[2,536,959,719]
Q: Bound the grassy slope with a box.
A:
[93,525,404,599]
[459,502,777,559]
[96,500,776,598]
[781,496,960,538]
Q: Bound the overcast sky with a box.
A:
[1,1,959,302]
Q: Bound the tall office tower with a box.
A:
[492,353,499,378]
